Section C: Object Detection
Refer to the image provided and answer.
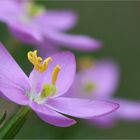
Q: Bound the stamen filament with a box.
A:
[52,65,61,85]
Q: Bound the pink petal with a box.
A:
[30,51,76,97]
[0,0,21,21]
[90,115,116,128]
[44,29,102,51]
[0,43,30,105]
[114,99,140,120]
[91,99,140,128]
[37,41,60,58]
[37,10,77,31]
[8,20,42,44]
[47,97,119,118]
[30,102,76,127]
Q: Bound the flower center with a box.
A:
[27,50,61,104]
[26,2,45,17]
[84,82,96,93]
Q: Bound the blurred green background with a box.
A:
[1,1,140,139]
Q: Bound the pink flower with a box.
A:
[0,0,102,52]
[0,43,118,127]
[65,60,140,127]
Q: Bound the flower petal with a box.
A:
[37,40,60,58]
[47,97,119,118]
[91,99,140,128]
[114,99,140,120]
[44,29,102,51]
[30,51,76,97]
[90,115,116,128]
[0,43,30,105]
[0,0,21,21]
[8,20,42,44]
[0,85,29,105]
[30,102,76,127]
[38,10,77,31]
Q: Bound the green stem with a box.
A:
[0,112,7,125]
[0,106,30,139]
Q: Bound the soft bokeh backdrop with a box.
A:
[0,1,140,139]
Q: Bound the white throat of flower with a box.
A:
[27,50,60,104]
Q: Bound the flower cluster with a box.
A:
[0,0,139,129]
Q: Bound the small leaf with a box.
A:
[0,111,7,125]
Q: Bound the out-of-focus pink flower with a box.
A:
[65,60,140,127]
[0,0,102,53]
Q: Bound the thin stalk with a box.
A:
[0,106,31,139]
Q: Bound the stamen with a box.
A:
[40,57,52,72]
[27,50,52,73]
[27,50,37,64]
[52,65,61,85]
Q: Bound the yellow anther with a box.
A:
[40,57,53,72]
[52,65,61,85]
[27,50,37,64]
[27,50,52,73]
